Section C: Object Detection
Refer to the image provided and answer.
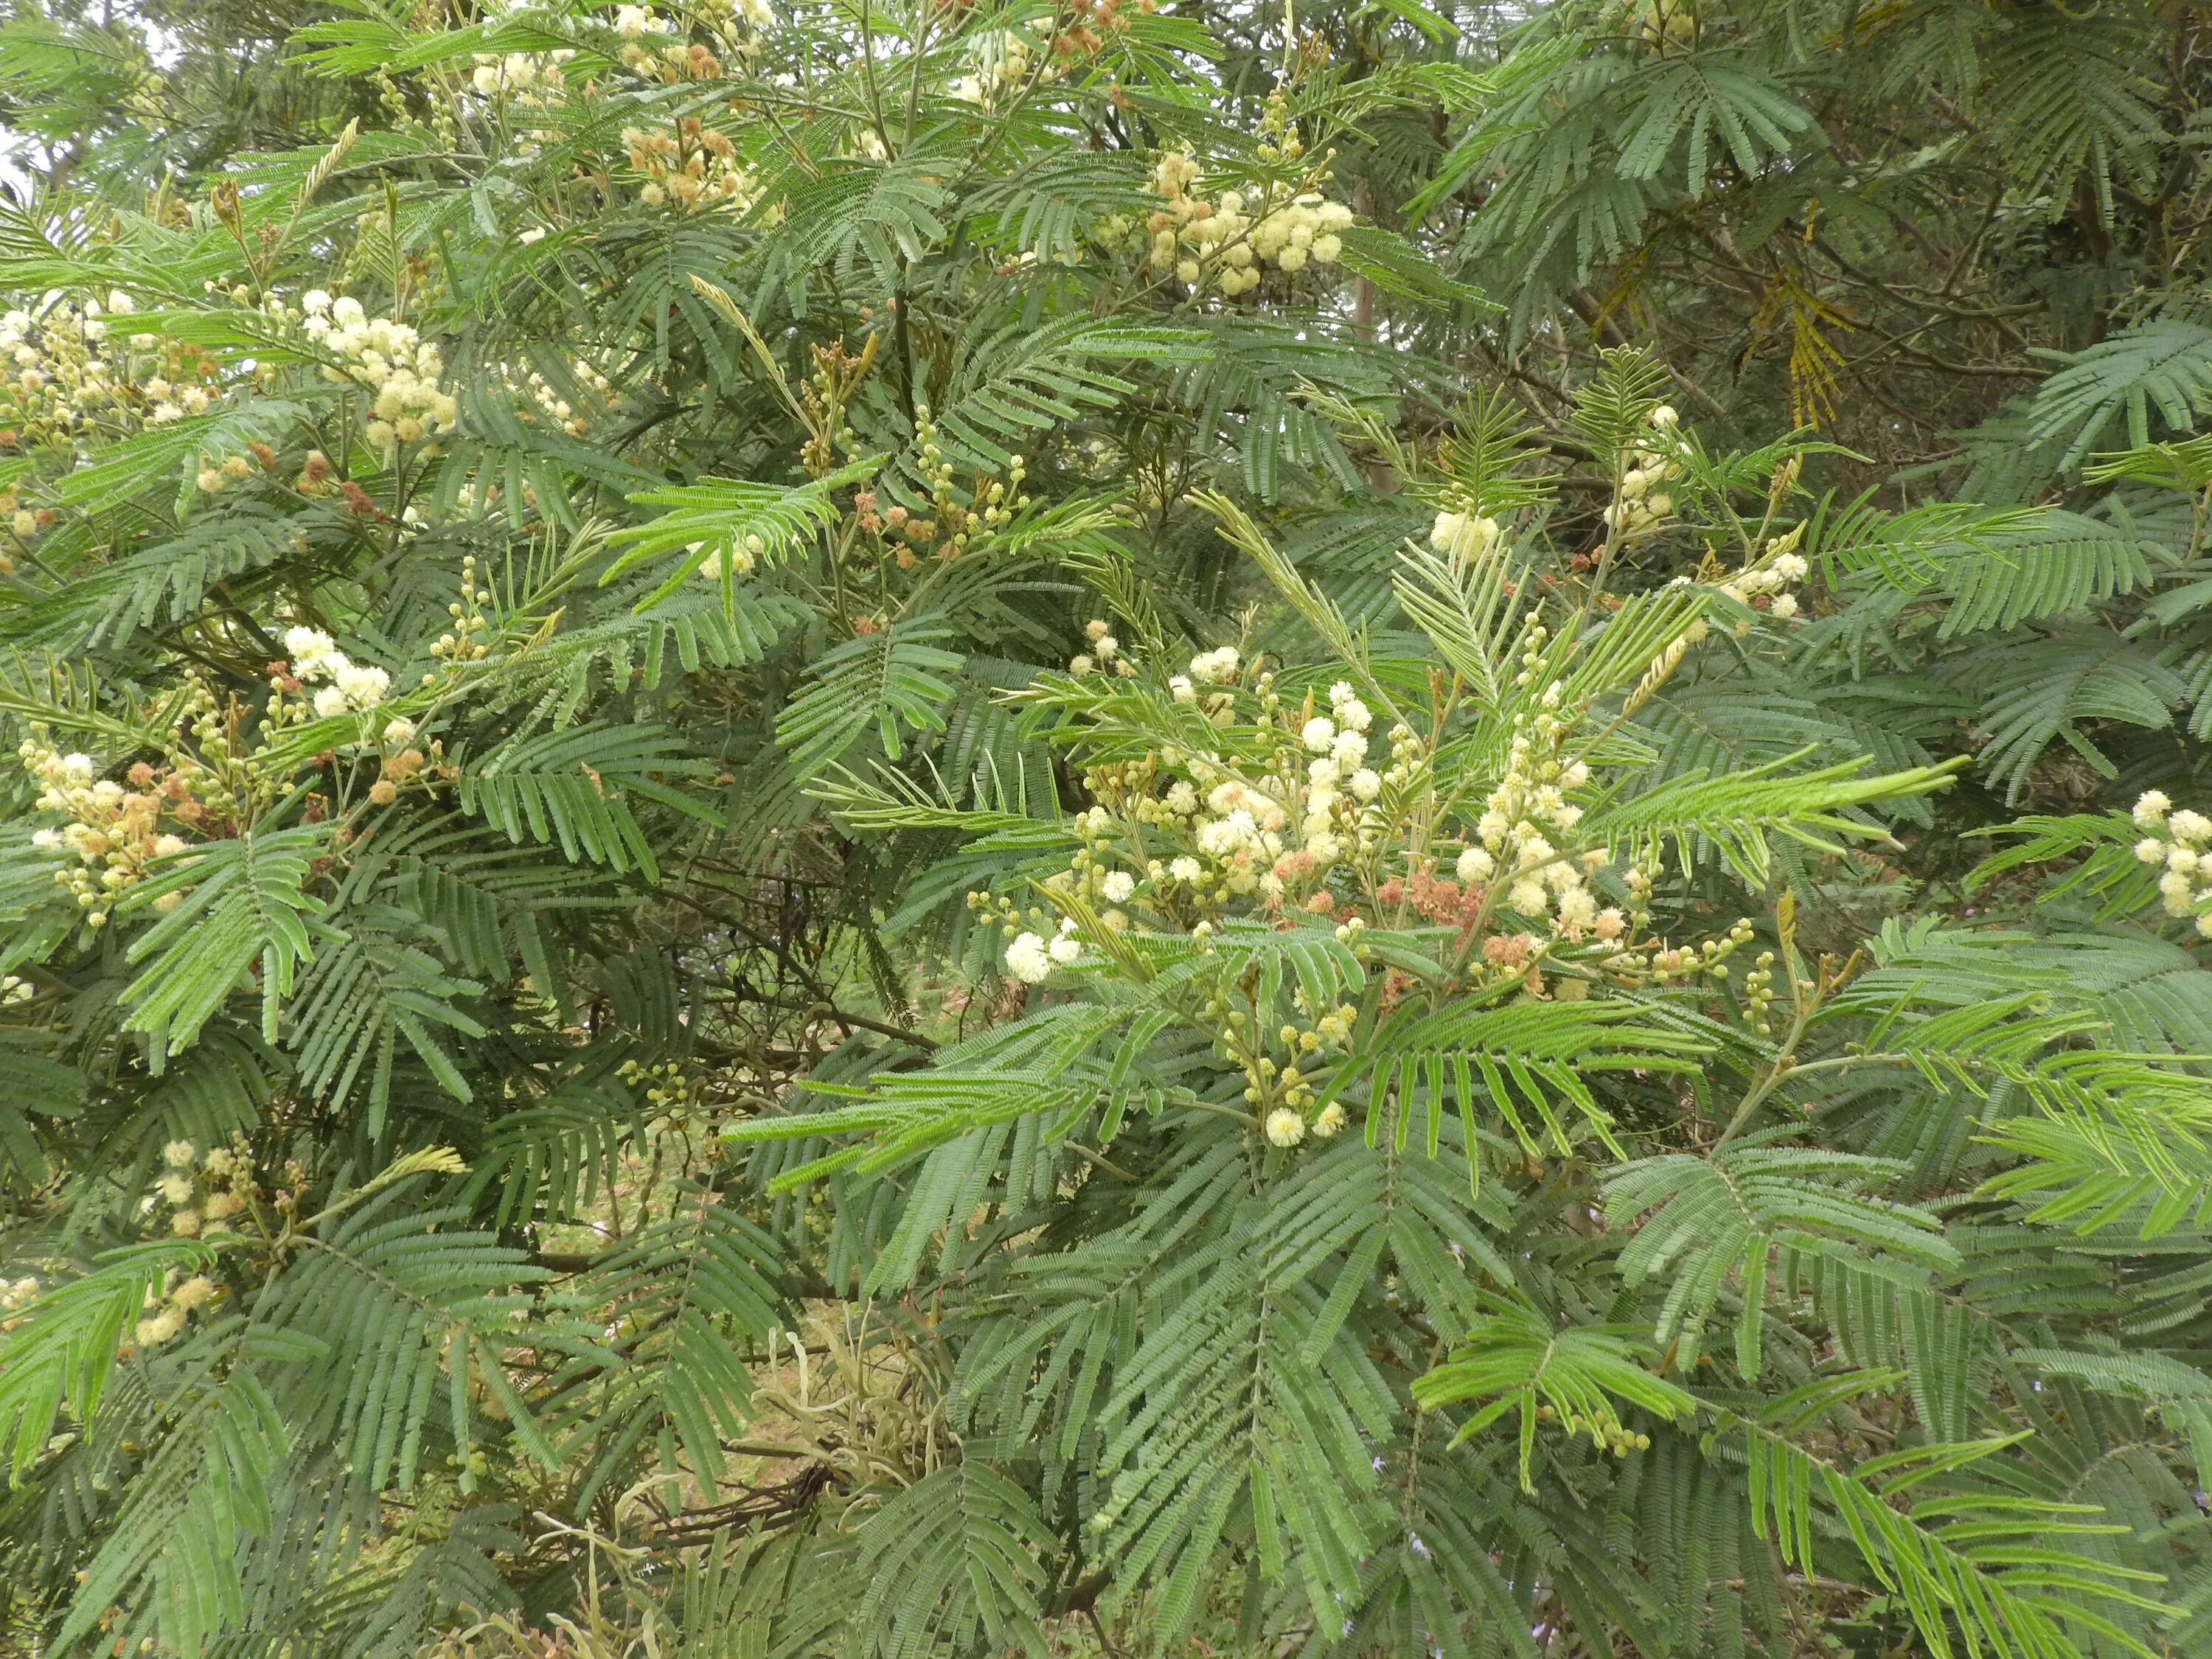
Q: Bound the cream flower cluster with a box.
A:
[18,739,199,926]
[146,1137,257,1245]
[1459,686,1618,941]
[193,445,285,495]
[1068,617,1136,678]
[1005,690,1405,1143]
[1430,504,1502,560]
[467,41,579,153]
[695,537,762,580]
[131,1275,210,1349]
[1722,540,1809,619]
[1138,151,1352,296]
[140,368,218,427]
[984,714,1385,1142]
[973,632,1794,1152]
[1113,674,1404,911]
[1265,1099,1346,1147]
[613,5,701,76]
[974,666,1397,978]
[1004,917,1083,983]
[468,49,570,96]
[623,122,759,212]
[302,292,458,449]
[948,30,1057,106]
[613,0,768,76]
[1601,404,1681,536]
[2132,792,2212,936]
[1185,644,1242,684]
[1288,681,1382,867]
[285,625,392,719]
[702,0,775,38]
[1679,521,1810,622]
[1166,643,1242,710]
[133,1143,250,1346]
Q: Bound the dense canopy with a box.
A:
[1,2,2210,1658]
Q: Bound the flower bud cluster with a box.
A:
[1209,975,1358,1140]
[0,483,52,571]
[504,357,614,437]
[2132,792,2212,936]
[432,555,495,664]
[1257,999,1363,1143]
[871,407,1029,567]
[791,336,869,473]
[178,666,330,812]
[620,1057,709,1134]
[1742,950,1779,1036]
[302,292,458,450]
[1534,1402,1651,1455]
[624,119,757,211]
[0,291,187,444]
[18,737,212,925]
[1615,915,1754,987]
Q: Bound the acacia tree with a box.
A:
[0,1,2208,1658]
